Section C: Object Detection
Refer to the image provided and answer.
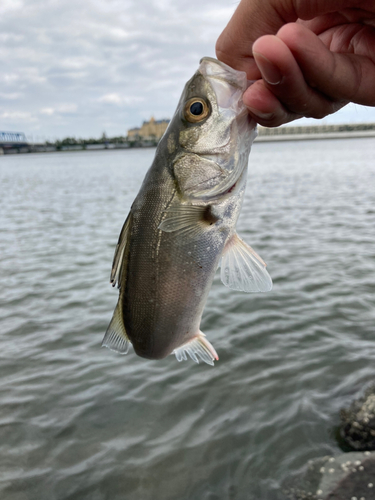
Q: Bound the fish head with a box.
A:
[164,57,257,200]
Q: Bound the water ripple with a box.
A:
[1,141,375,499]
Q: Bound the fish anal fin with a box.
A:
[102,299,131,354]
[159,204,218,239]
[173,331,218,366]
[110,213,132,288]
[220,233,273,293]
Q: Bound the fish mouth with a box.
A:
[198,57,251,119]
[199,57,246,88]
[199,57,249,91]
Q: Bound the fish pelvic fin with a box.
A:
[110,212,132,288]
[173,332,218,366]
[220,233,273,293]
[102,299,131,354]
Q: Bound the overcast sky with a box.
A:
[1,0,375,140]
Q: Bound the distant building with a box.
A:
[127,116,170,141]
[127,127,141,140]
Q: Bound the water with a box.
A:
[1,139,375,500]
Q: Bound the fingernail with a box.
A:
[246,106,274,120]
[253,52,282,85]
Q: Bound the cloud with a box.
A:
[0,111,36,122]
[40,104,77,115]
[0,92,23,99]
[0,0,24,15]
[40,108,55,116]
[0,0,374,139]
[98,93,144,105]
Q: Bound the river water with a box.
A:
[1,138,375,500]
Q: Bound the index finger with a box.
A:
[215,0,370,78]
[216,0,288,78]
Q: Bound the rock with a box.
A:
[283,452,375,500]
[340,385,375,451]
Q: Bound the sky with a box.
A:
[1,0,375,141]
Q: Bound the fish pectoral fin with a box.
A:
[110,212,132,288]
[172,332,218,366]
[159,204,218,239]
[220,233,273,293]
[102,299,131,354]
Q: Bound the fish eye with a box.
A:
[184,97,210,123]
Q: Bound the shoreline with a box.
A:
[1,130,375,155]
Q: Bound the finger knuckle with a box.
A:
[215,32,232,63]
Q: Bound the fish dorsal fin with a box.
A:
[159,203,218,239]
[110,213,132,288]
[220,233,272,293]
[173,332,218,366]
[102,299,131,354]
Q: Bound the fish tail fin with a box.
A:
[102,299,131,354]
[173,331,218,366]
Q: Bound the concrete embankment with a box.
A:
[256,130,375,143]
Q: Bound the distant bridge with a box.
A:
[0,131,29,153]
[0,131,27,143]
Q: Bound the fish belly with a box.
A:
[122,185,224,360]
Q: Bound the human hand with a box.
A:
[216,0,375,127]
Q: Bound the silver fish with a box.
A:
[103,57,272,366]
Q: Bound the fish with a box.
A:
[102,57,272,366]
